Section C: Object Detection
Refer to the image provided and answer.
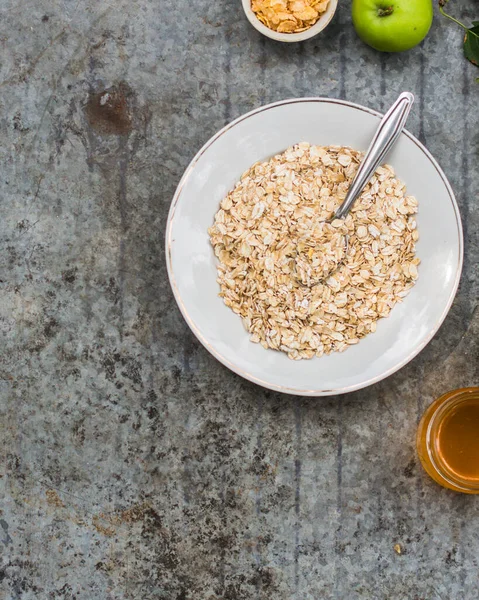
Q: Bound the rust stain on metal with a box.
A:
[97,502,161,526]
[91,503,163,537]
[92,516,115,537]
[85,82,133,135]
[45,490,65,508]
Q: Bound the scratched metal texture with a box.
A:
[0,0,478,598]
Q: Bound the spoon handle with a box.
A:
[334,91,414,220]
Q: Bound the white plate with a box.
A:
[166,98,463,396]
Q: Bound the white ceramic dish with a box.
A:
[241,0,338,42]
[166,98,463,396]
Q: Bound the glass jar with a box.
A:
[417,387,479,494]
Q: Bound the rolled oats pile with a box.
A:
[251,0,330,33]
[208,143,419,360]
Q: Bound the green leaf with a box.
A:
[464,24,479,67]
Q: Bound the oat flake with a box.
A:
[208,143,420,360]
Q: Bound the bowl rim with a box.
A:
[241,0,338,42]
[166,97,464,396]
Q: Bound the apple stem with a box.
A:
[439,5,468,31]
[377,6,394,17]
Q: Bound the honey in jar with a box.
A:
[417,387,479,494]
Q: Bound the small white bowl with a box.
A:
[241,0,338,42]
[166,98,463,396]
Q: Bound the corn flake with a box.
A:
[251,0,330,34]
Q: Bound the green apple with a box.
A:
[352,0,433,52]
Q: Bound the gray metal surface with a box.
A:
[0,1,478,598]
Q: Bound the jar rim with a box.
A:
[426,387,479,492]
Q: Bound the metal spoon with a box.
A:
[293,91,415,287]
